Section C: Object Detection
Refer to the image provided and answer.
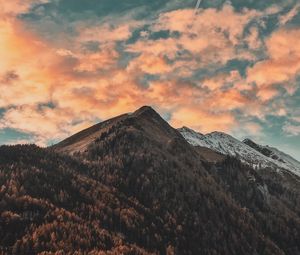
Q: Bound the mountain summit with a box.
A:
[54,106,182,155]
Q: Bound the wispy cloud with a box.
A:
[279,3,300,25]
[283,122,300,136]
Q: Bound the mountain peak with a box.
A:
[243,138,273,157]
[132,105,160,119]
[243,138,253,143]
[53,105,180,155]
[243,138,259,147]
[209,131,231,137]
[134,105,155,113]
[178,126,204,137]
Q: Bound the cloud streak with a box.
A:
[194,0,203,14]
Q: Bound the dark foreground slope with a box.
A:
[205,157,300,255]
[0,106,298,254]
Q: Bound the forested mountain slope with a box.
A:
[0,106,299,254]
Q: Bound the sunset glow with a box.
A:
[0,0,299,158]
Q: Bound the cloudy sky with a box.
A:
[0,0,300,159]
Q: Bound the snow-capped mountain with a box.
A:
[179,127,300,177]
[244,138,300,176]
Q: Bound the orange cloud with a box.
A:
[126,3,264,84]
[202,71,242,91]
[127,53,172,75]
[208,90,250,110]
[127,37,179,59]
[0,18,55,107]
[170,107,236,133]
[0,106,76,141]
[151,4,260,62]
[51,67,148,119]
[246,26,262,50]
[74,47,119,73]
[0,0,49,16]
[147,80,204,108]
[77,20,142,46]
[247,28,300,90]
[0,10,147,143]
[256,87,279,101]
[155,4,259,42]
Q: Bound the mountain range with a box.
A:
[179,127,300,177]
[0,106,299,255]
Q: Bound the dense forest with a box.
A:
[0,106,299,254]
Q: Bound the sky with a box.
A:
[0,0,299,160]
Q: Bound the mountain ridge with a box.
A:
[179,126,300,178]
[53,106,186,155]
[54,106,300,177]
